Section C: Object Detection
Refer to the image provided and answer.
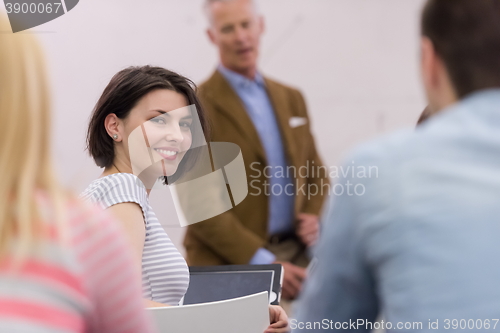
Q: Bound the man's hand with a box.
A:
[275,261,306,300]
[297,213,320,247]
[265,305,289,333]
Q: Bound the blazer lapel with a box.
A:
[264,78,297,167]
[204,71,268,164]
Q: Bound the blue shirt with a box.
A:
[294,89,500,332]
[218,65,295,264]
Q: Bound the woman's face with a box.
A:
[122,89,193,178]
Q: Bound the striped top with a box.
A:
[81,173,189,305]
[0,197,155,333]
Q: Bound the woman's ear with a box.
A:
[104,113,122,142]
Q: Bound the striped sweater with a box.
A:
[0,198,156,333]
[81,173,189,305]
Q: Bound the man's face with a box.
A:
[207,0,264,76]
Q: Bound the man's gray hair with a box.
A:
[204,0,260,26]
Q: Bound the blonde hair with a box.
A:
[0,14,66,261]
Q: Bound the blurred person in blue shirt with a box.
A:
[293,0,500,331]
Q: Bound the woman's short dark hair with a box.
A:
[86,66,210,182]
[422,0,500,98]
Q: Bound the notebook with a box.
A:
[147,291,270,333]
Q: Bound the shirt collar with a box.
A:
[217,64,265,89]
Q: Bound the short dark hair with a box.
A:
[422,0,500,98]
[86,66,210,182]
[417,106,434,125]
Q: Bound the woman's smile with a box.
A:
[153,147,179,161]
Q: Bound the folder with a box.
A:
[182,264,283,305]
[147,291,270,333]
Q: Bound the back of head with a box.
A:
[0,14,64,260]
[422,0,500,98]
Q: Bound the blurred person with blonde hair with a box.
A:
[0,14,155,333]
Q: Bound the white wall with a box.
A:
[33,0,427,256]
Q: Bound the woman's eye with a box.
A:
[150,117,166,125]
[180,121,192,128]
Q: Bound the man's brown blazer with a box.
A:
[184,70,329,265]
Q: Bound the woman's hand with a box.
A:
[144,299,170,308]
[265,305,289,333]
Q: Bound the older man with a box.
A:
[183,0,329,301]
[294,0,500,331]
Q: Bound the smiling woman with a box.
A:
[86,66,209,186]
[119,91,197,187]
[141,102,194,174]
[80,66,289,332]
[81,66,210,307]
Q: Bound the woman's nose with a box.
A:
[165,123,184,143]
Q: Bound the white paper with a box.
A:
[147,292,270,333]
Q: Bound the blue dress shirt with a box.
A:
[294,89,500,332]
[218,65,295,264]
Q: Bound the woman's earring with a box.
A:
[112,134,118,140]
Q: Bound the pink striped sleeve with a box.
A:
[71,203,156,333]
